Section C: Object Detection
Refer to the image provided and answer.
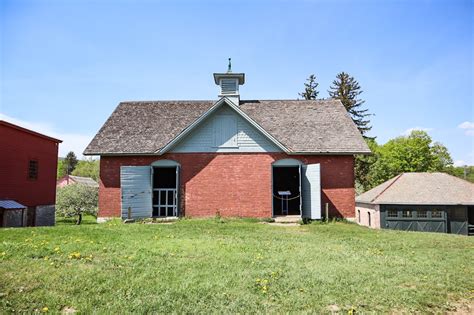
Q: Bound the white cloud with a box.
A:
[402,127,433,136]
[1,113,92,158]
[453,160,467,167]
[458,121,474,136]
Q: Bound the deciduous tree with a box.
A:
[56,184,98,225]
[367,130,453,189]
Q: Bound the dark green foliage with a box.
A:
[328,72,372,136]
[64,151,78,175]
[355,138,379,193]
[299,74,319,100]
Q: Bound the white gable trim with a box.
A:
[158,97,289,154]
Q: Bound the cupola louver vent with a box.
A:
[220,79,238,95]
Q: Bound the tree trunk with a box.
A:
[76,213,82,225]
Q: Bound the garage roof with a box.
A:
[356,172,474,205]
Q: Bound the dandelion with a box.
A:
[68,252,81,259]
[54,247,60,252]
[1,252,5,256]
[41,307,48,312]
[43,256,49,261]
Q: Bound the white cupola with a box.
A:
[213,58,245,105]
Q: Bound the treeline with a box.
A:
[299,73,472,193]
[57,151,99,181]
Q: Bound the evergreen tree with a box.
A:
[328,72,372,135]
[299,74,319,100]
[64,151,78,175]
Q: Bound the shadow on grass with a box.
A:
[56,215,97,226]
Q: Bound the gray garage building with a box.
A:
[356,172,474,235]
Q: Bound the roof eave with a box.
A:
[288,150,372,155]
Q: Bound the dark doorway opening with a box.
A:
[468,207,474,225]
[26,207,36,226]
[468,206,474,236]
[152,167,178,217]
[272,166,301,216]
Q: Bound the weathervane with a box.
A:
[227,58,232,73]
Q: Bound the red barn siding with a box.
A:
[99,153,355,219]
[0,122,60,207]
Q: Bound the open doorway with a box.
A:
[272,166,301,216]
[468,206,474,236]
[152,166,178,217]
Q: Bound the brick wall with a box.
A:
[99,153,355,219]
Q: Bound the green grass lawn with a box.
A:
[1,218,473,313]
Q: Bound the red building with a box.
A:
[84,68,370,222]
[0,120,61,227]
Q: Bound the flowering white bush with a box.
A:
[56,184,98,224]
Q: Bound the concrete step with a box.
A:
[273,215,301,223]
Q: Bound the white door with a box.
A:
[302,164,322,219]
[120,166,152,219]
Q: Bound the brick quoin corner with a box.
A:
[98,153,355,219]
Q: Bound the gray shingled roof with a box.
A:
[356,172,474,205]
[84,99,370,155]
[68,175,99,187]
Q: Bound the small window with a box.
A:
[417,210,427,218]
[402,210,412,218]
[28,160,38,180]
[431,210,442,218]
[387,210,398,218]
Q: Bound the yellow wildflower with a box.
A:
[68,252,81,259]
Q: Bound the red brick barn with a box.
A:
[84,68,370,222]
[0,120,61,227]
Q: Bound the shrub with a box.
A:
[56,184,98,225]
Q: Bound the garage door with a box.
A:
[383,208,447,233]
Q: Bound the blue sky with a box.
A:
[1,0,473,164]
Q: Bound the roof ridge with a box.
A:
[119,100,214,104]
[370,173,404,203]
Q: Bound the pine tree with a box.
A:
[299,74,319,100]
[328,72,372,135]
[64,151,78,175]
